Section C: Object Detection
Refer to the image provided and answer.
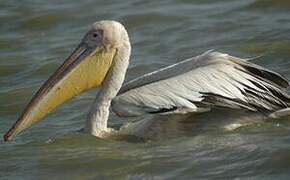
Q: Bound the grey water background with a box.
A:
[1,0,290,179]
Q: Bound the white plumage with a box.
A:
[112,51,290,117]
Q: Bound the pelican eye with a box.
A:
[93,32,99,38]
[92,29,103,39]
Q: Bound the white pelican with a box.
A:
[4,20,290,141]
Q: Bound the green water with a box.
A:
[1,0,290,179]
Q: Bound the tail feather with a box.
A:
[269,108,290,118]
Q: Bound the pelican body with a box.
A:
[4,20,290,141]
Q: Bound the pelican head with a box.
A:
[4,20,130,141]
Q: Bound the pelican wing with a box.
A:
[112,51,290,117]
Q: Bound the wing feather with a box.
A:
[112,51,290,117]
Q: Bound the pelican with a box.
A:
[4,20,290,141]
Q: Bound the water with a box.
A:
[1,0,290,179]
